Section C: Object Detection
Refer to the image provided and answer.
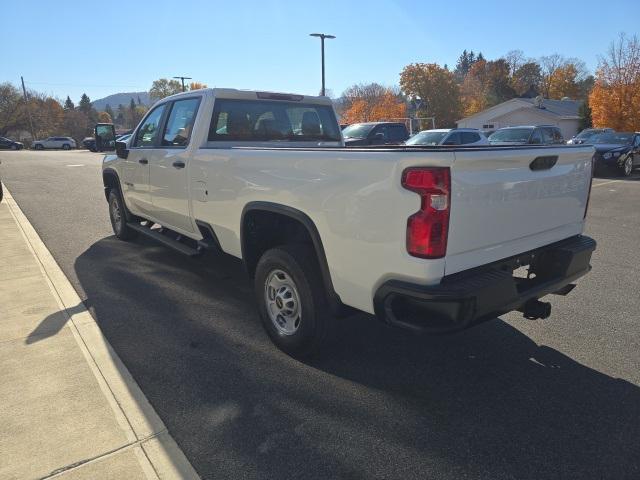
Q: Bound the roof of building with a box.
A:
[517,98,582,117]
[458,97,582,123]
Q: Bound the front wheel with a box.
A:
[62,144,71,150]
[34,144,43,150]
[254,245,332,357]
[10,145,17,150]
[108,190,137,240]
[620,156,633,177]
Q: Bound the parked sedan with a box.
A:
[488,125,565,145]
[82,137,96,151]
[567,128,613,145]
[32,136,77,150]
[406,128,489,146]
[0,136,24,150]
[590,131,640,176]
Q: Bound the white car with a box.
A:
[101,88,596,357]
[406,128,489,146]
[33,136,77,150]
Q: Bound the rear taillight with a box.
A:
[401,167,451,258]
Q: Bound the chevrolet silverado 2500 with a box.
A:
[101,88,596,356]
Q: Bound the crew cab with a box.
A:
[101,88,596,357]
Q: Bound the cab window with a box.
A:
[162,98,200,147]
[134,105,166,147]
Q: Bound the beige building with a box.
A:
[457,97,582,140]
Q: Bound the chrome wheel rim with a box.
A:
[110,197,122,234]
[624,158,632,176]
[264,269,301,335]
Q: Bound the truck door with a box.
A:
[148,97,200,233]
[123,103,167,217]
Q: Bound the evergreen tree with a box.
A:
[105,104,114,120]
[63,96,75,110]
[129,98,136,112]
[578,99,592,130]
[79,93,92,114]
[137,95,142,105]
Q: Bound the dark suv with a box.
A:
[488,125,565,145]
[342,122,410,146]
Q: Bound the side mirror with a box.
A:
[115,141,129,159]
[94,123,116,152]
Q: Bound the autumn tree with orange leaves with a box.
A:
[341,83,407,124]
[590,33,640,131]
[400,63,461,127]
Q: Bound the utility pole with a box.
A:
[309,33,335,96]
[173,76,192,92]
[21,76,36,141]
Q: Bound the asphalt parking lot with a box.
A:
[1,150,639,479]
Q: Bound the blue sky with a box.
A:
[1,0,638,103]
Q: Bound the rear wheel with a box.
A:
[254,244,331,357]
[35,144,43,150]
[10,144,17,150]
[108,190,137,240]
[62,144,71,150]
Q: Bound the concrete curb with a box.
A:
[2,183,200,479]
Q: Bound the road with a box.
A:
[1,150,639,480]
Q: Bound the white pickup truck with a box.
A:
[100,88,596,356]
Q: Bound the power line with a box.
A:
[24,81,147,89]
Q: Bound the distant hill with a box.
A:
[92,91,151,111]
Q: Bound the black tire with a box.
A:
[10,144,17,150]
[254,244,332,357]
[619,156,633,177]
[62,144,71,150]
[34,144,43,150]
[108,190,137,240]
[0,182,3,203]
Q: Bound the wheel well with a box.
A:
[242,210,314,276]
[102,170,120,201]
[241,205,346,315]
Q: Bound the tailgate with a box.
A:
[445,146,594,275]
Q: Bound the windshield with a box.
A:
[590,132,633,145]
[405,131,448,146]
[488,128,533,143]
[342,123,375,138]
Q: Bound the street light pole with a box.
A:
[309,33,335,96]
[173,76,192,92]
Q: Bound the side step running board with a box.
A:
[127,222,201,257]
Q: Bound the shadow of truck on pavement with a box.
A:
[38,234,639,479]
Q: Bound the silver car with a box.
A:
[32,136,77,150]
[405,128,490,146]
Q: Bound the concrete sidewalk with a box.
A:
[0,184,199,480]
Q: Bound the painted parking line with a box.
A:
[592,180,621,188]
[66,164,85,167]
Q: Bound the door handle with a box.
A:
[138,158,148,165]
[172,160,186,169]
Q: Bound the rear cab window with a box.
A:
[207,98,341,144]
